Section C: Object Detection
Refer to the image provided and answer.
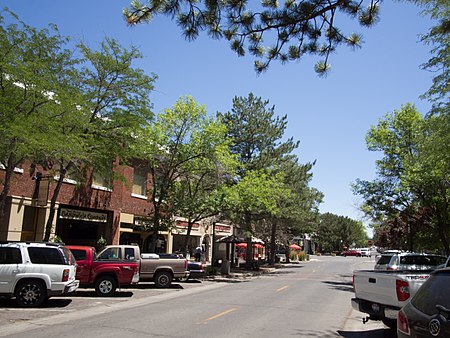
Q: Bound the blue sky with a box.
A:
[3,1,435,236]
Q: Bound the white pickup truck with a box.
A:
[352,269,431,329]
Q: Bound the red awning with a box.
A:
[289,244,301,250]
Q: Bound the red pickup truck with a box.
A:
[66,245,139,296]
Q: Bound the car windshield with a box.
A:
[376,255,393,265]
[411,271,450,315]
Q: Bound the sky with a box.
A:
[2,1,436,237]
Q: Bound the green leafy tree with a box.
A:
[124,0,380,74]
[132,96,234,253]
[314,213,367,252]
[40,38,156,241]
[0,10,77,231]
[353,104,450,254]
[412,0,449,115]
[218,93,321,267]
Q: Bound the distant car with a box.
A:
[276,253,286,263]
[341,250,361,257]
[375,252,447,271]
[359,248,371,257]
[178,261,205,281]
[397,268,450,337]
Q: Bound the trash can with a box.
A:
[221,259,230,275]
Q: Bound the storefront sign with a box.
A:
[60,208,107,223]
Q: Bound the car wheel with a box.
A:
[154,271,172,288]
[15,280,47,307]
[382,318,397,330]
[95,275,117,296]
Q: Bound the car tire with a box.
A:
[154,271,172,288]
[95,275,117,296]
[382,318,397,330]
[15,280,47,308]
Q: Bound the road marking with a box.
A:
[276,285,289,292]
[198,307,238,325]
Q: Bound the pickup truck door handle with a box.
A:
[123,266,133,270]
[12,270,19,274]
[369,278,376,283]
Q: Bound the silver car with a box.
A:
[374,253,447,271]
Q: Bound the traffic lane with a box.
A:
[0,278,215,328]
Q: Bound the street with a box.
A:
[0,256,395,337]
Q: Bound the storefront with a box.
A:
[56,206,111,247]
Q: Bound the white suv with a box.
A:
[0,241,79,307]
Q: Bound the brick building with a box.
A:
[0,161,234,261]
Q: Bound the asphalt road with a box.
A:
[0,256,396,337]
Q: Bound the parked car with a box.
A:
[397,268,450,337]
[341,250,361,257]
[275,253,286,263]
[352,269,431,329]
[359,248,371,257]
[374,252,447,271]
[178,261,205,281]
[0,241,79,307]
[98,246,189,288]
[66,245,140,296]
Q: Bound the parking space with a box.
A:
[0,279,214,328]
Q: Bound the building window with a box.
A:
[92,170,112,191]
[132,165,147,197]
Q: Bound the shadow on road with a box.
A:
[129,283,184,290]
[73,290,134,297]
[322,280,354,293]
[0,297,72,308]
[338,328,396,337]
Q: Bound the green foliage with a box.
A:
[314,213,367,252]
[131,96,236,252]
[96,236,108,251]
[353,104,450,253]
[124,0,380,74]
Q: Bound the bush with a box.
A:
[96,236,107,251]
[298,251,309,261]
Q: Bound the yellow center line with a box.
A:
[276,285,289,292]
[197,308,239,325]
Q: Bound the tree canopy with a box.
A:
[353,104,450,254]
[124,0,380,74]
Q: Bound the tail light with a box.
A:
[397,309,410,335]
[185,259,188,270]
[62,268,70,282]
[396,279,410,301]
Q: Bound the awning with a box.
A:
[236,243,264,248]
[289,244,302,250]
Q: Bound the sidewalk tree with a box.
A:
[353,104,450,254]
[131,96,234,253]
[218,93,320,267]
[124,0,380,74]
[0,10,77,232]
[40,38,156,241]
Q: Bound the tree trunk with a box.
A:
[182,220,194,258]
[268,220,277,265]
[0,160,16,233]
[44,171,66,242]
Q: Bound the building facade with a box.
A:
[0,161,234,261]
